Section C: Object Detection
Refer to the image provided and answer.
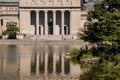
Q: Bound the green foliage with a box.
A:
[2,26,19,36]
[82,53,93,58]
[80,60,120,80]
[2,26,19,39]
[114,54,120,62]
[70,48,80,58]
[76,0,120,80]
[79,0,120,44]
[70,48,80,63]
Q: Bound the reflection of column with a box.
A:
[53,53,56,74]
[44,10,48,35]
[45,53,48,75]
[0,56,3,72]
[61,10,64,35]
[39,53,45,73]
[64,58,70,74]
[61,53,64,75]
[36,53,39,74]
[36,10,39,35]
[53,10,56,35]
[31,53,36,74]
[3,55,6,72]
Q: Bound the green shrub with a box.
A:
[70,48,80,58]
[2,26,19,39]
[114,54,120,62]
[82,53,93,58]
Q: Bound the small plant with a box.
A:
[70,48,80,58]
[82,53,93,58]
[2,26,19,39]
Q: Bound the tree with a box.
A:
[2,26,19,39]
[79,0,120,45]
[76,0,120,79]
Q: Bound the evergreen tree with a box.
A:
[79,0,120,45]
[77,0,120,79]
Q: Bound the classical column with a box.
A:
[66,26,68,35]
[36,10,39,35]
[41,25,43,35]
[44,10,48,35]
[53,10,56,35]
[61,10,65,35]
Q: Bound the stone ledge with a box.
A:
[0,39,88,45]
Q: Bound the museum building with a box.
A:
[0,0,99,40]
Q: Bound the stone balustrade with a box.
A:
[0,10,18,15]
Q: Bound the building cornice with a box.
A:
[0,2,19,6]
[19,7,81,9]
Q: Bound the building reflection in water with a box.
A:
[0,44,81,80]
[0,45,19,80]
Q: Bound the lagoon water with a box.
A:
[0,44,81,80]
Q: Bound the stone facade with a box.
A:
[0,0,88,39]
[0,1,19,34]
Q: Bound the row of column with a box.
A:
[35,53,66,75]
[35,10,71,35]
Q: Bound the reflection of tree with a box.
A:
[0,45,20,79]
[64,45,70,74]
[64,45,70,53]
[7,45,17,63]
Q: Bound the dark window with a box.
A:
[1,19,3,26]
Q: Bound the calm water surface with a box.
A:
[0,44,81,80]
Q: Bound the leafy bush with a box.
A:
[114,54,120,62]
[80,60,120,80]
[82,53,93,58]
[70,48,80,58]
[2,26,19,39]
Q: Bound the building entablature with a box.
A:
[20,0,81,8]
[0,2,19,6]
[0,3,18,16]
[19,8,81,12]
